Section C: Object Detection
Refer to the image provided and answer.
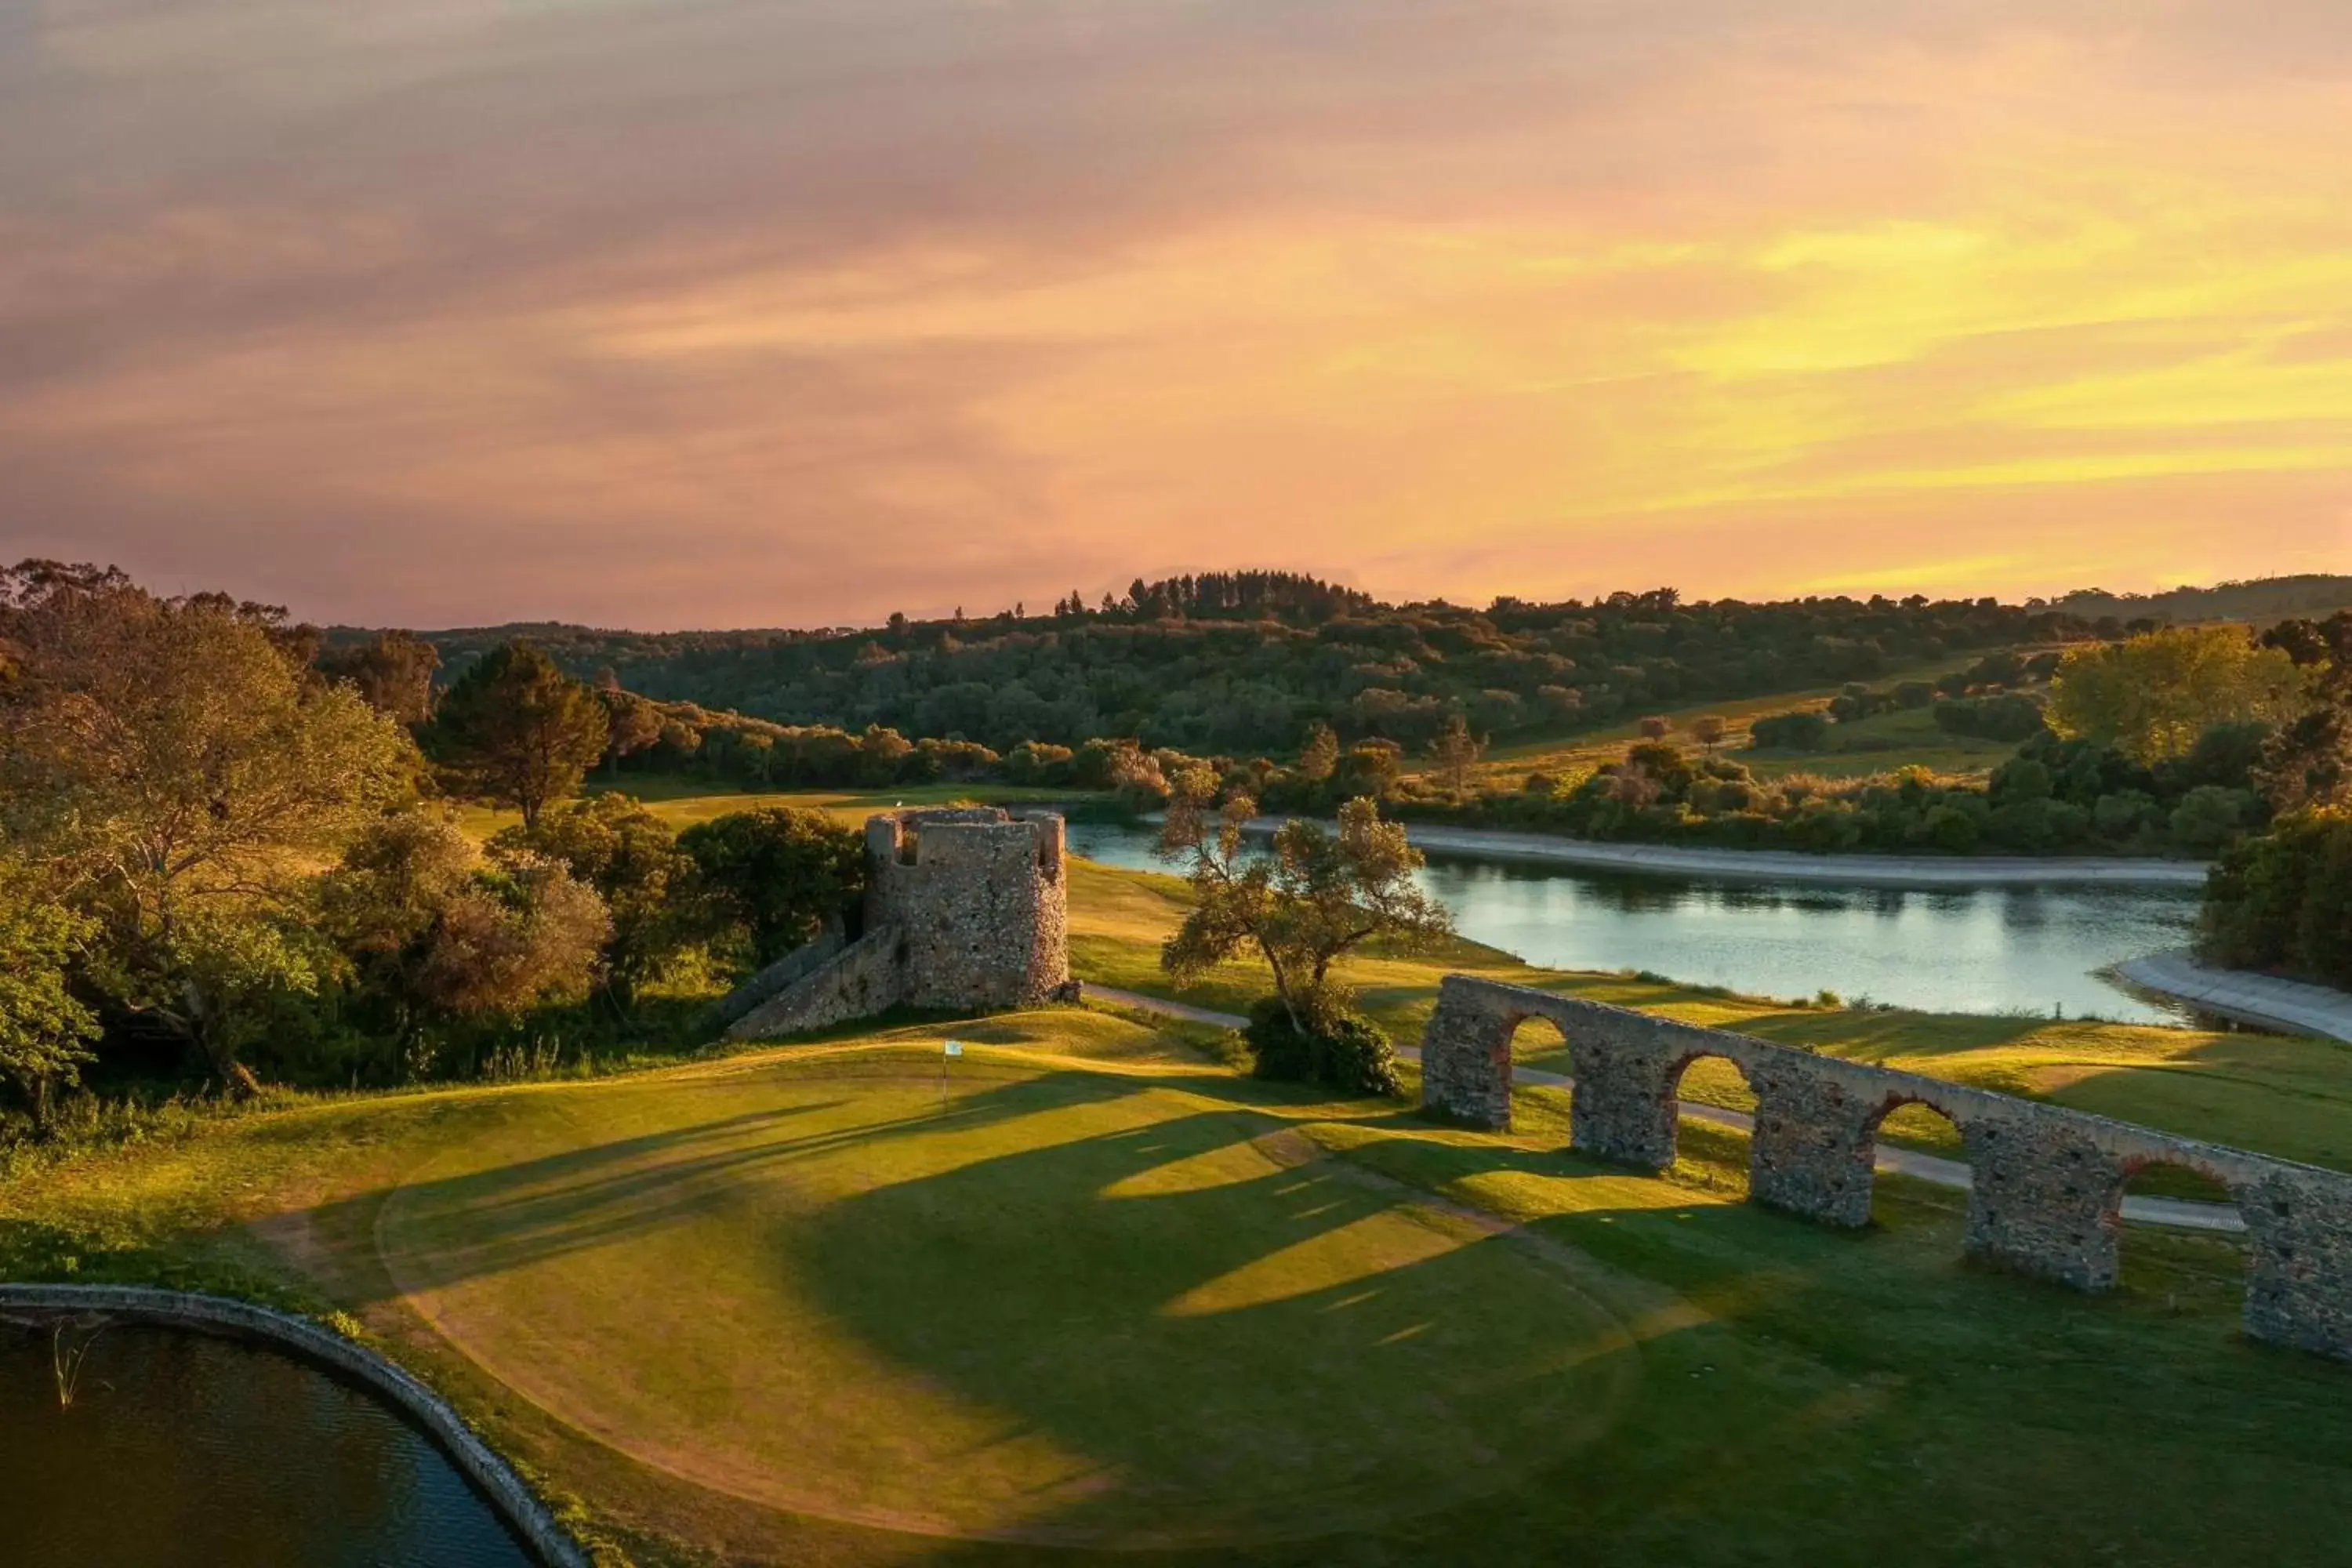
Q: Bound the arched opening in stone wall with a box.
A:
[2107,1156,2248,1299]
[1665,1049,1758,1122]
[1664,1050,1759,1189]
[1501,1011,1572,1081]
[1863,1096,1967,1226]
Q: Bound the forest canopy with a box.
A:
[343,573,2137,756]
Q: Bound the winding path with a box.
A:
[2116,950,2352,1044]
[1080,983,2246,1235]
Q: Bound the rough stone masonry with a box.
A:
[725,807,1070,1040]
[1419,974,2352,1361]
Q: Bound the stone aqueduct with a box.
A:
[1420,975,2352,1360]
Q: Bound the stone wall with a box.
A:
[705,920,845,1031]
[725,926,907,1040]
[724,807,1069,1040]
[1419,974,2352,1360]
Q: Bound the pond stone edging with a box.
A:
[0,1283,590,1568]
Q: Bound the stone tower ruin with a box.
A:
[721,806,1069,1040]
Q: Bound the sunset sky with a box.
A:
[5,0,2350,629]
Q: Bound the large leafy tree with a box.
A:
[318,811,609,1074]
[2049,626,2306,764]
[2201,808,2352,989]
[0,861,101,1131]
[594,673,665,775]
[2250,612,2352,813]
[491,793,702,1008]
[1427,713,1482,794]
[677,807,864,967]
[318,630,441,724]
[430,642,610,828]
[1156,773,1451,1029]
[1297,721,1339,784]
[0,561,415,1093]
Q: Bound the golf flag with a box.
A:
[943,1040,964,1058]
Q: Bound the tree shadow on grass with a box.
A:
[255,1047,2352,1566]
[757,1105,1657,1549]
[316,1071,1156,1303]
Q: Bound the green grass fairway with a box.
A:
[377,1028,1642,1547]
[10,1010,2352,1566]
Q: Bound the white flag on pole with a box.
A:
[943,1040,964,1058]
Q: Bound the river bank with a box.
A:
[1245,816,2211,889]
[1076,818,2201,1022]
[2117,952,2352,1044]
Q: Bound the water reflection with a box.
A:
[0,1323,533,1568]
[1067,822,2199,1023]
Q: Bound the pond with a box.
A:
[0,1321,535,1568]
[1064,820,2203,1024]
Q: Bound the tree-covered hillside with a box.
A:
[354,574,2114,755]
[2051,574,2352,626]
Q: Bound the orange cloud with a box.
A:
[2,2,2347,625]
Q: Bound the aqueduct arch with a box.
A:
[1418,974,2352,1361]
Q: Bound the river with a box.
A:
[1063,820,2202,1024]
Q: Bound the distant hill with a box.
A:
[334,572,2102,756]
[2048,575,2352,626]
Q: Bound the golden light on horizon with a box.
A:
[2,2,2347,625]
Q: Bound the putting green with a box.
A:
[377,1039,1646,1547]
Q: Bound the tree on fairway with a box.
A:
[430,642,610,828]
[1156,770,1451,1030]
[1428,713,1482,793]
[1690,714,1729,753]
[0,561,414,1093]
[1639,714,1672,740]
[2049,626,2306,764]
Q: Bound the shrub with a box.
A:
[1934,692,2049,742]
[2169,785,2255,853]
[1922,803,1981,854]
[2092,790,2159,840]
[1748,710,1832,751]
[2201,810,2352,987]
[1243,997,1401,1096]
[677,807,864,966]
